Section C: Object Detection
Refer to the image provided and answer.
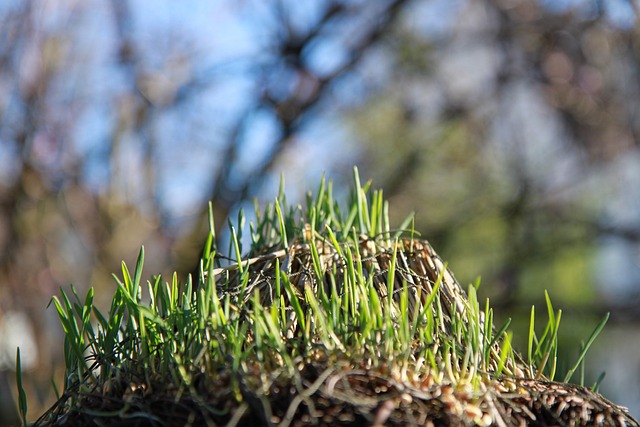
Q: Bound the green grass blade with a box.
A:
[275,198,288,249]
[544,290,555,331]
[495,331,512,377]
[281,272,305,332]
[527,305,535,376]
[132,246,145,301]
[230,226,244,275]
[15,348,28,427]
[392,213,416,240]
[563,313,610,383]
[488,318,512,350]
[592,371,606,392]
[353,166,370,233]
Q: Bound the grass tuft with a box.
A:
[28,168,626,427]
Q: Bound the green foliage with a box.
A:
[37,168,609,423]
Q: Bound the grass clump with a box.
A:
[23,168,638,426]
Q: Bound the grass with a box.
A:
[19,167,622,426]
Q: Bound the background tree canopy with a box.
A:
[1,0,639,423]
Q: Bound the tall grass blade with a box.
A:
[16,348,28,427]
[563,313,609,383]
[527,305,535,377]
[275,199,289,249]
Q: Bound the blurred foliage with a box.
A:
[350,0,640,309]
[1,0,640,424]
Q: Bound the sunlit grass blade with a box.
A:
[563,313,609,383]
[133,246,145,301]
[527,305,535,377]
[495,331,512,377]
[353,166,371,234]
